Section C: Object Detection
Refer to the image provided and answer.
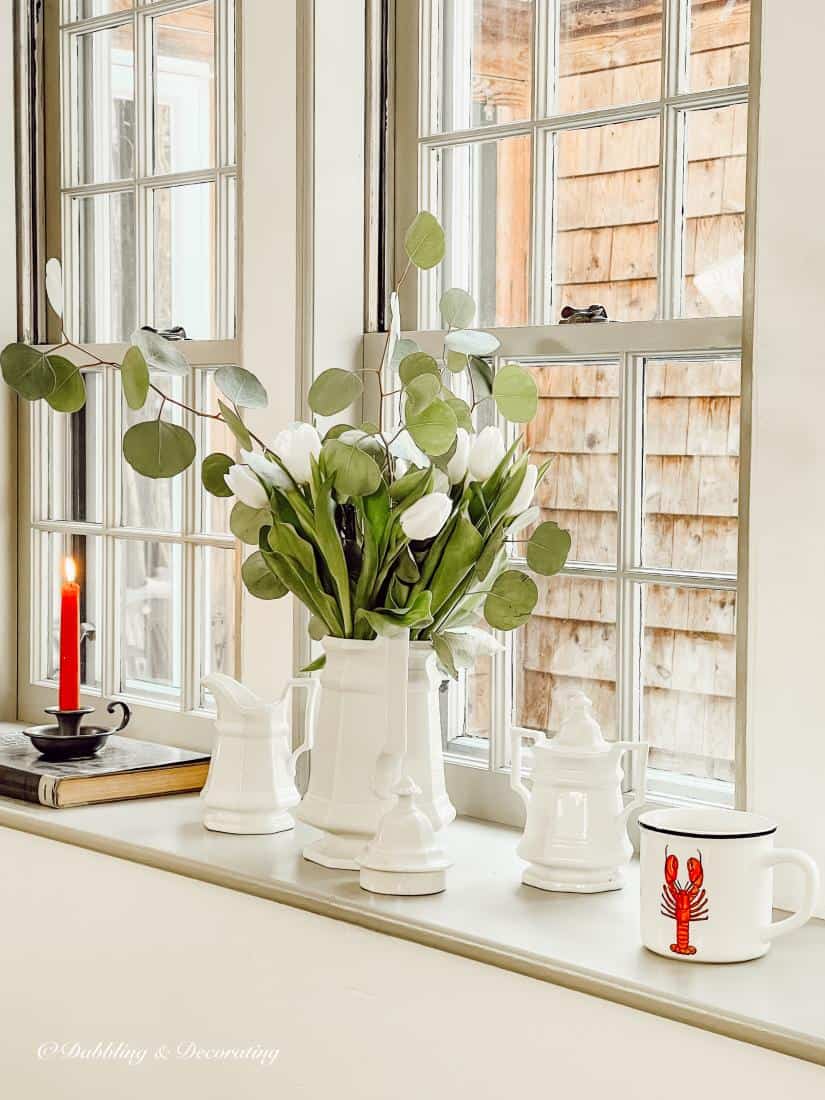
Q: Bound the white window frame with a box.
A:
[379,0,754,825]
[16,0,242,748]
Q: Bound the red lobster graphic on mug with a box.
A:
[660,848,709,955]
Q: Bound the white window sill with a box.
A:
[0,791,823,1067]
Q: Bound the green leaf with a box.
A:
[526,521,572,576]
[324,422,358,441]
[313,475,352,634]
[468,355,494,397]
[268,522,319,580]
[396,548,420,584]
[301,655,326,673]
[476,520,506,581]
[121,346,150,410]
[405,397,457,457]
[322,439,382,497]
[132,328,189,376]
[446,350,467,374]
[390,338,418,373]
[428,512,484,615]
[432,633,458,680]
[242,551,288,599]
[445,395,473,432]
[215,365,268,409]
[445,329,500,357]
[398,351,439,385]
[308,368,363,416]
[355,591,433,637]
[201,452,234,497]
[122,420,196,479]
[1,343,56,400]
[389,465,433,502]
[218,400,253,451]
[440,288,475,329]
[404,210,445,270]
[404,372,441,416]
[493,363,538,423]
[308,615,328,641]
[230,501,270,544]
[45,356,86,413]
[490,454,528,525]
[484,570,538,631]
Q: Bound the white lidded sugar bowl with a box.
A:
[511,693,648,892]
[201,673,318,835]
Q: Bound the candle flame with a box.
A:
[64,556,77,584]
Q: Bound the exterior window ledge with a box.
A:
[0,790,823,1066]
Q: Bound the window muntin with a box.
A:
[25,0,240,727]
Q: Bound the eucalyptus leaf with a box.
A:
[308,368,363,416]
[132,328,190,376]
[404,211,445,270]
[432,633,458,680]
[493,363,538,423]
[218,400,253,451]
[468,355,494,397]
[230,501,270,544]
[122,419,196,479]
[1,343,56,400]
[526,520,571,576]
[446,350,467,374]
[324,422,358,441]
[484,569,538,631]
[45,258,64,320]
[398,351,439,385]
[404,372,441,416]
[445,395,473,432]
[201,452,234,497]
[45,355,86,413]
[121,346,150,410]
[390,338,418,373]
[322,439,382,497]
[440,287,475,329]
[445,329,500,357]
[405,397,457,457]
[308,615,328,641]
[242,551,288,599]
[215,364,268,409]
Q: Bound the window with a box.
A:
[386,0,750,813]
[20,0,240,740]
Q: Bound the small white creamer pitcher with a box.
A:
[201,673,318,835]
[511,693,648,892]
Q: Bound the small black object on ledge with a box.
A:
[24,701,131,761]
[559,304,609,324]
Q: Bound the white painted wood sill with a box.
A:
[0,788,823,1067]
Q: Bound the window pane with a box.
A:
[525,360,619,565]
[72,191,137,343]
[120,377,184,531]
[42,531,103,692]
[682,103,747,317]
[557,0,662,114]
[514,576,617,738]
[152,181,216,337]
[432,0,533,133]
[553,117,659,321]
[67,1,132,23]
[689,0,749,92]
[43,371,104,524]
[429,134,531,328]
[118,539,183,701]
[198,369,236,535]
[643,357,740,573]
[198,546,238,709]
[70,24,135,185]
[643,584,736,784]
[153,1,216,174]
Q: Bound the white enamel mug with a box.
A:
[639,808,820,963]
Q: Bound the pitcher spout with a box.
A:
[202,673,265,724]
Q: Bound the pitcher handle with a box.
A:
[616,742,649,826]
[760,849,820,941]
[510,728,532,811]
[286,676,319,779]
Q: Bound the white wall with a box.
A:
[1,825,823,1099]
[746,0,825,914]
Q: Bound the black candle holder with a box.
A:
[24,701,131,761]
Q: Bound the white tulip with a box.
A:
[446,428,471,485]
[338,428,368,446]
[432,467,450,494]
[225,464,269,509]
[509,464,538,516]
[272,422,322,484]
[240,448,291,490]
[468,425,505,482]
[400,492,452,541]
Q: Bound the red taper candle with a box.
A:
[58,556,80,710]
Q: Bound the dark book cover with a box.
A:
[0,731,210,807]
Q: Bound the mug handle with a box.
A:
[760,848,821,941]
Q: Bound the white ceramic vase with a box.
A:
[296,637,455,870]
